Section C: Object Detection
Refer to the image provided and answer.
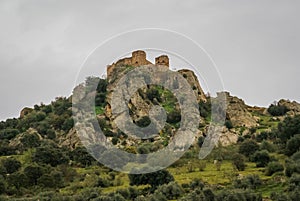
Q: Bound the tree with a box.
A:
[1,157,21,174]
[37,170,64,189]
[154,182,183,200]
[286,134,300,156]
[232,153,246,171]
[135,116,151,127]
[199,99,211,119]
[225,120,233,129]
[20,132,40,149]
[268,104,289,116]
[146,87,160,101]
[239,140,260,157]
[166,110,181,124]
[260,140,276,153]
[252,150,271,167]
[70,147,95,167]
[0,177,6,194]
[129,168,174,189]
[62,118,74,132]
[265,162,284,176]
[278,115,300,142]
[32,142,69,166]
[7,172,29,189]
[0,129,19,140]
[24,164,44,186]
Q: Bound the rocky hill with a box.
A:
[3,50,299,151]
[1,50,300,200]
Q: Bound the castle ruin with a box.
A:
[106,50,169,80]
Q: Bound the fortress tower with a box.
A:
[155,55,169,67]
[131,50,148,66]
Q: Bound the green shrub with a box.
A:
[232,153,246,171]
[286,134,300,156]
[234,174,262,190]
[239,140,260,157]
[278,115,300,142]
[0,129,19,140]
[155,182,183,200]
[268,103,289,116]
[225,120,233,129]
[260,140,276,152]
[265,162,284,176]
[166,110,181,124]
[128,168,174,190]
[135,116,151,127]
[1,157,21,174]
[252,150,270,167]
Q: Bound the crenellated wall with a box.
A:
[106,50,170,81]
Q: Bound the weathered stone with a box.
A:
[177,69,207,102]
[20,107,33,118]
[223,92,258,128]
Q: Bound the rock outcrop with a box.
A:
[58,128,82,150]
[223,92,259,128]
[178,69,207,102]
[278,99,300,115]
[20,107,33,118]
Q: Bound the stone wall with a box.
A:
[155,55,169,67]
[106,50,152,80]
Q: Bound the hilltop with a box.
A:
[1,51,300,200]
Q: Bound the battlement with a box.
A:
[106,50,169,81]
[155,55,169,67]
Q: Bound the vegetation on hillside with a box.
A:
[0,75,300,200]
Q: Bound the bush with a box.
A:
[146,87,160,101]
[0,177,6,194]
[0,129,19,140]
[129,168,174,190]
[24,164,44,186]
[268,104,289,116]
[255,131,269,142]
[33,142,69,166]
[252,150,270,167]
[278,115,300,142]
[225,120,233,129]
[215,189,262,201]
[20,132,41,149]
[199,99,211,119]
[232,153,246,171]
[154,182,183,200]
[166,110,181,124]
[285,159,300,177]
[288,174,300,191]
[260,140,276,152]
[135,116,151,127]
[239,140,260,157]
[270,192,289,201]
[234,174,262,190]
[265,162,284,176]
[1,157,21,174]
[290,151,300,163]
[286,134,300,156]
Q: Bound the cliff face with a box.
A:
[224,92,259,128]
[105,50,207,122]
[177,69,207,102]
[101,50,208,147]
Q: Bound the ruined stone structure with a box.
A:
[155,55,169,67]
[106,50,169,81]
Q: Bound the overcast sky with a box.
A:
[0,0,299,120]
